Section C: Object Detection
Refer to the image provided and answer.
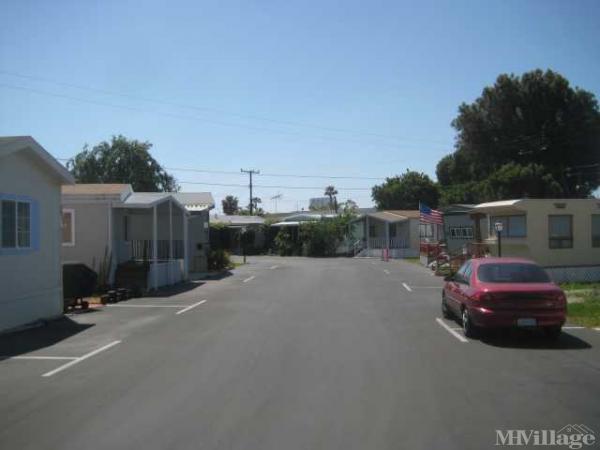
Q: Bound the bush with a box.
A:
[274,227,301,256]
[208,249,232,271]
[300,220,345,257]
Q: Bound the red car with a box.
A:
[442,257,566,339]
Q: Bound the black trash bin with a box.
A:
[63,263,98,311]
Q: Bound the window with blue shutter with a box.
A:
[0,194,39,255]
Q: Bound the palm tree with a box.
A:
[324,185,338,212]
[222,195,239,215]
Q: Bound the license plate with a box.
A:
[517,318,537,327]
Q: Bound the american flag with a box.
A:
[419,202,443,224]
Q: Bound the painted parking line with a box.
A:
[383,269,390,275]
[402,282,412,292]
[7,355,78,361]
[243,276,256,283]
[563,326,586,330]
[42,340,122,377]
[269,265,279,270]
[107,304,188,308]
[175,299,207,315]
[435,318,468,343]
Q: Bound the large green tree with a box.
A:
[437,69,600,204]
[372,170,439,210]
[68,135,178,192]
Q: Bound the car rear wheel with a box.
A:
[462,308,478,338]
[441,294,452,319]
[543,326,562,340]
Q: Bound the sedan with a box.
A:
[441,257,566,339]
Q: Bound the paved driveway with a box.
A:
[1,256,599,449]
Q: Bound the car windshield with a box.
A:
[477,263,550,283]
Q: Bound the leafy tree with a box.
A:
[324,185,339,212]
[341,199,359,214]
[372,170,440,210]
[68,135,177,192]
[222,195,239,215]
[239,197,264,216]
[437,69,600,202]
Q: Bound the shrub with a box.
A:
[208,249,232,271]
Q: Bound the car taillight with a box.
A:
[472,291,494,305]
[554,292,567,308]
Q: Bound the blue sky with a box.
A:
[1,0,599,212]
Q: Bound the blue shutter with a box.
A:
[31,199,40,251]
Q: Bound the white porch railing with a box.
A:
[368,237,408,249]
[118,240,184,262]
[147,260,185,290]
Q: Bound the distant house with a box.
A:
[473,198,600,282]
[211,214,266,254]
[0,136,74,332]
[350,210,421,258]
[440,204,488,254]
[61,185,214,290]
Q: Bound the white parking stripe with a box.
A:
[563,326,586,330]
[402,282,412,292]
[42,340,122,377]
[107,304,188,308]
[269,265,279,269]
[175,299,207,315]
[8,356,78,361]
[243,276,256,283]
[435,318,469,343]
[383,269,390,275]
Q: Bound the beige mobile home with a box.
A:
[61,185,213,290]
[473,199,600,282]
[0,136,74,332]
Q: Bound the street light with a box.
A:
[494,222,503,257]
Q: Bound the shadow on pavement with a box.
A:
[479,329,592,350]
[190,271,233,282]
[0,317,94,359]
[145,280,208,298]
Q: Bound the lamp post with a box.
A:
[494,222,503,257]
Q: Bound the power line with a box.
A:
[178,180,372,191]
[0,68,452,147]
[56,158,391,181]
[0,82,448,151]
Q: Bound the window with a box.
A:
[420,223,433,238]
[456,261,472,284]
[62,209,75,246]
[592,215,600,248]
[478,263,550,283]
[549,215,573,249]
[490,215,526,238]
[1,199,31,249]
[389,225,397,238]
[449,226,473,239]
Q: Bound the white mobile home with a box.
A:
[0,136,74,332]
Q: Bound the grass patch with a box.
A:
[560,281,600,291]
[567,295,600,327]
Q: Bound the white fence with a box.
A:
[367,237,408,249]
[147,259,185,290]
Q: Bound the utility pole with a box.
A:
[241,169,260,214]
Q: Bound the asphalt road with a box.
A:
[1,257,599,450]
